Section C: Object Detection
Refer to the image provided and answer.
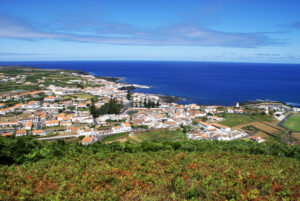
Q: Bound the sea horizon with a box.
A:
[1,60,300,107]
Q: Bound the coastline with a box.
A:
[1,65,299,107]
[76,69,183,104]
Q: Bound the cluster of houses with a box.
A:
[0,71,139,139]
[187,120,248,141]
[0,70,272,144]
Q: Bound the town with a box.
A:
[1,66,300,145]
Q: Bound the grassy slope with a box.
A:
[0,151,299,200]
[283,115,300,132]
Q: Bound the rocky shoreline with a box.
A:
[156,94,182,103]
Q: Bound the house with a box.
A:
[25,121,33,130]
[250,136,266,143]
[16,130,26,137]
[226,108,234,113]
[80,129,94,136]
[212,134,232,141]
[44,96,56,102]
[56,113,66,121]
[210,116,224,122]
[0,108,9,115]
[77,103,87,108]
[24,101,41,109]
[18,116,40,124]
[234,109,244,113]
[60,121,72,126]
[212,123,231,132]
[112,126,122,133]
[45,120,59,127]
[72,115,94,124]
[122,122,132,132]
[198,121,215,130]
[2,132,13,137]
[81,136,96,145]
[66,126,79,133]
[32,130,46,136]
[0,121,18,127]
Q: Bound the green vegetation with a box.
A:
[0,136,300,200]
[90,98,123,117]
[127,110,138,115]
[218,113,275,127]
[217,113,256,127]
[136,129,186,142]
[251,113,275,122]
[243,125,260,133]
[103,132,130,142]
[282,115,300,132]
[126,89,131,100]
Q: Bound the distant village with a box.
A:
[1,68,299,145]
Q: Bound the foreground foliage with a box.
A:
[1,150,299,200]
[0,136,300,200]
[1,136,300,165]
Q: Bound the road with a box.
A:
[37,135,79,140]
[122,102,132,114]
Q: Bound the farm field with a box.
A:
[217,114,255,127]
[135,129,186,142]
[233,121,281,134]
[282,114,300,132]
[218,113,277,128]
[292,133,300,146]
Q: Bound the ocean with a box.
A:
[1,61,300,106]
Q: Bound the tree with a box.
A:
[127,89,132,100]
[90,98,124,117]
[90,98,98,118]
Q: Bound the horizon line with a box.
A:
[1,59,300,65]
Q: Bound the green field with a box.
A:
[217,114,255,127]
[103,132,130,142]
[136,129,186,142]
[218,113,275,127]
[283,115,300,132]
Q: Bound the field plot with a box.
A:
[136,129,186,142]
[218,113,277,128]
[282,114,300,132]
[234,121,282,138]
[218,114,255,127]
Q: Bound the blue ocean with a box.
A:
[1,61,300,106]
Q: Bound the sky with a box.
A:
[0,0,300,63]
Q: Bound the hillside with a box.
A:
[0,136,300,200]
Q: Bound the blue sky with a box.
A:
[0,0,300,63]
